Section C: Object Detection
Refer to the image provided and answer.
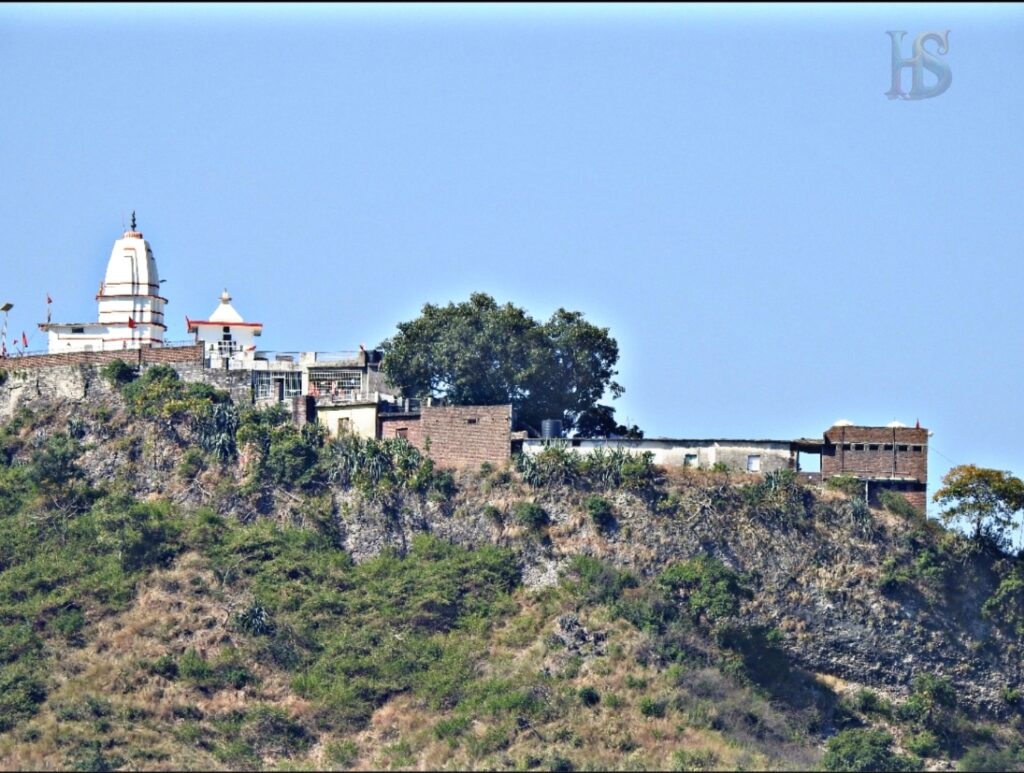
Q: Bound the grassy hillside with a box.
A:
[1,365,1023,771]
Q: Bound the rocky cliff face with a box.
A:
[1,366,1018,722]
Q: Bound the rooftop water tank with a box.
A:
[541,419,564,439]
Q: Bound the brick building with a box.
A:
[379,404,512,469]
[814,421,929,511]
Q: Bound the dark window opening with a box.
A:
[467,418,478,425]
[71,327,85,334]
[884,444,893,450]
[853,444,865,451]
[222,326,230,334]
[898,445,908,452]
[868,444,879,451]
[912,445,922,452]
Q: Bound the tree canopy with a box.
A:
[378,293,629,435]
[933,464,1024,546]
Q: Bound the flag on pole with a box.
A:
[46,294,52,323]
[21,332,28,348]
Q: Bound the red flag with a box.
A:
[46,294,52,304]
[21,332,28,348]
[128,317,137,329]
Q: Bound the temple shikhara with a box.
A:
[39,214,167,352]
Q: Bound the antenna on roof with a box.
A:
[130,211,137,231]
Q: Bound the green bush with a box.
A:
[638,696,668,718]
[514,501,549,530]
[671,749,719,772]
[100,359,137,386]
[880,488,922,519]
[904,730,939,758]
[826,475,865,499]
[956,746,1024,772]
[578,686,600,706]
[326,739,360,767]
[911,672,957,711]
[657,555,750,623]
[823,728,921,771]
[585,495,615,531]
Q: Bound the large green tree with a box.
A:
[933,464,1024,546]
[378,293,627,434]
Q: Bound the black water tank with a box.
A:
[541,419,563,439]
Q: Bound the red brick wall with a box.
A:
[379,405,511,468]
[822,426,928,484]
[0,344,203,371]
[379,413,425,447]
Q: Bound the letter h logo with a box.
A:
[886,31,952,100]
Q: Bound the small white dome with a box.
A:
[208,289,245,324]
[832,418,854,427]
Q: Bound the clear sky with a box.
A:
[1,3,1021,501]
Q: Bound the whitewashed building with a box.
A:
[187,290,263,370]
[39,216,167,352]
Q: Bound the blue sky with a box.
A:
[1,3,1021,499]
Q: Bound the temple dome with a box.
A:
[101,229,160,296]
[208,289,245,324]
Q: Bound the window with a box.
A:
[338,417,352,435]
[843,444,852,451]
[746,455,761,472]
[71,327,84,334]
[309,369,362,397]
[898,445,908,452]
[853,444,865,451]
[253,371,302,400]
[684,453,698,468]
[222,326,230,334]
[911,445,922,452]
[467,418,478,425]
[868,444,879,451]
[884,444,893,450]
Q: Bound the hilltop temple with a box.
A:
[39,214,167,352]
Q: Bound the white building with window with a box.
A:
[39,218,168,352]
[186,290,263,370]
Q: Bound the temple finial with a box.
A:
[130,211,137,231]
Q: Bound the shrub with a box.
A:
[956,746,1024,772]
[639,696,668,718]
[178,448,206,479]
[514,501,549,530]
[657,555,750,623]
[326,739,360,768]
[100,359,137,386]
[236,601,273,636]
[880,488,922,519]
[823,728,921,772]
[585,495,615,531]
[851,688,892,718]
[826,475,865,499]
[149,655,179,680]
[578,686,600,707]
[911,672,957,711]
[434,715,471,742]
[671,749,719,772]
[483,504,503,527]
[905,730,939,757]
